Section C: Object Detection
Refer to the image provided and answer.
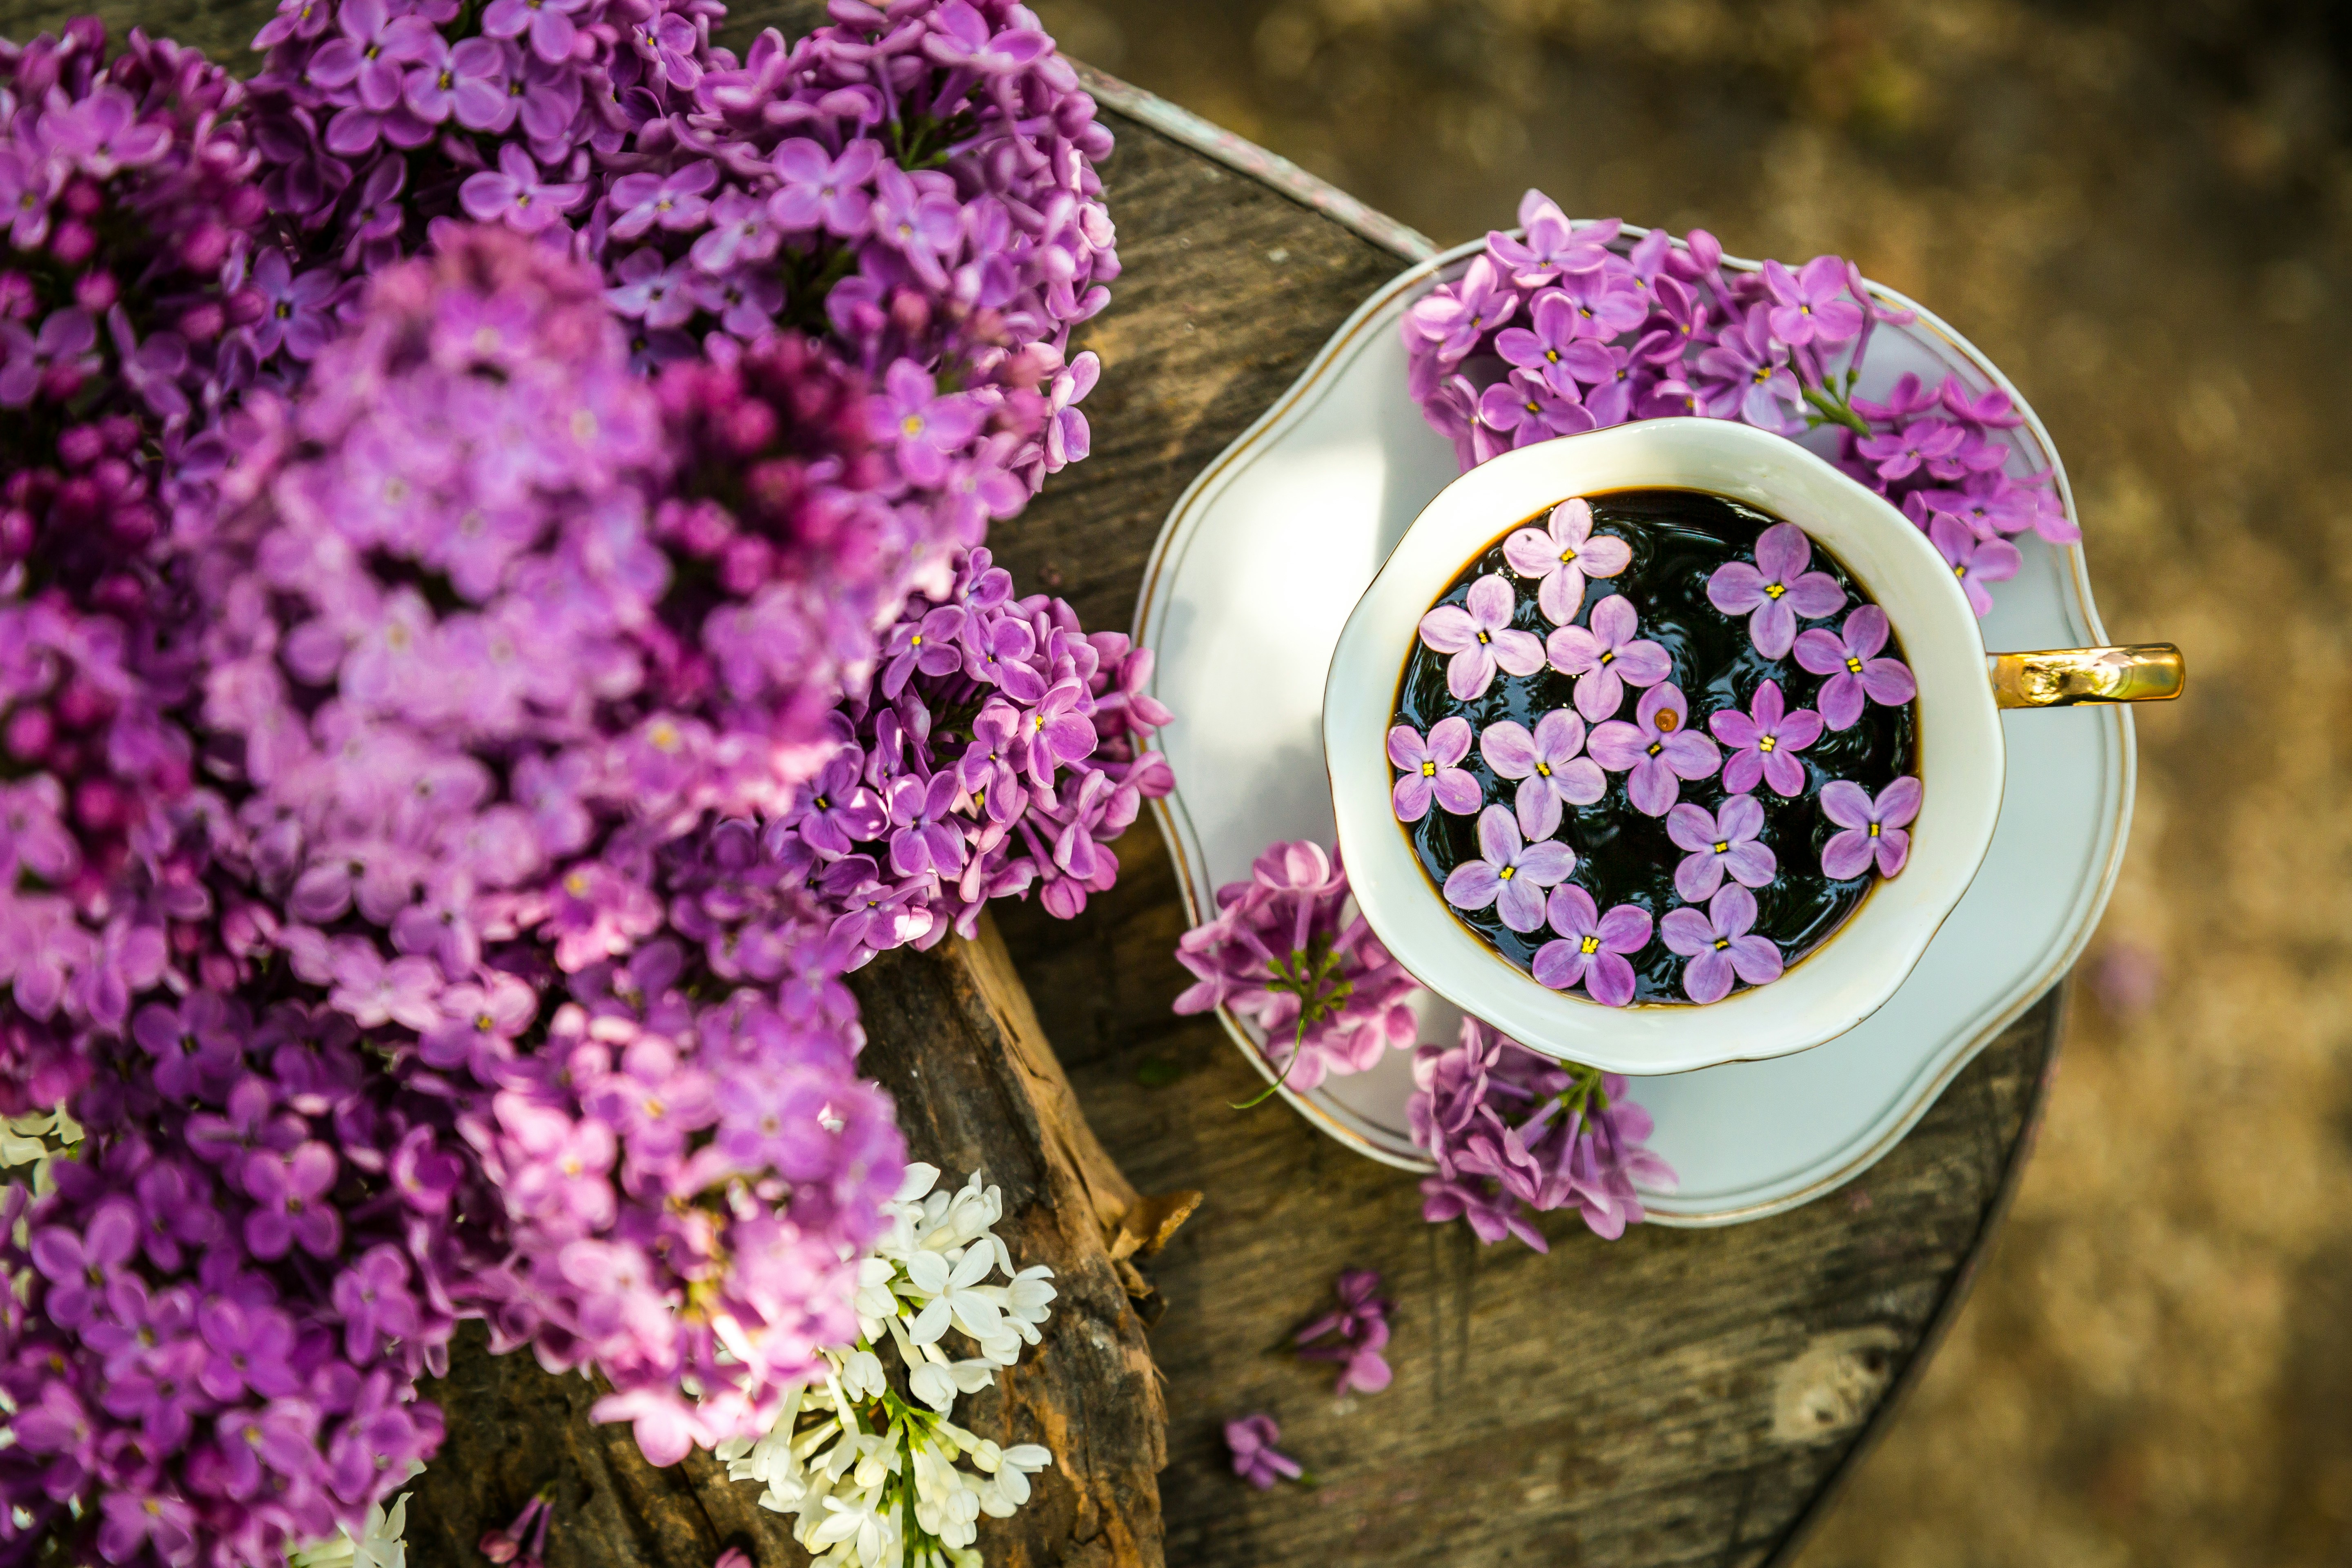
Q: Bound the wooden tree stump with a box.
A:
[402,914,1191,1568]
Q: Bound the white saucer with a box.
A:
[1131,234,2132,1226]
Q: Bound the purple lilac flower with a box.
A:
[1479,709,1604,841]
[1857,417,1968,483]
[458,145,588,233]
[1501,497,1632,626]
[1666,795,1777,902]
[1530,886,1652,1007]
[1388,716,1480,822]
[1225,1414,1304,1489]
[1661,885,1784,1003]
[1495,290,1607,399]
[1709,680,1824,798]
[1794,605,1918,729]
[1474,367,1595,455]
[1694,305,1802,430]
[1706,522,1847,659]
[1760,256,1865,346]
[1410,1018,1676,1245]
[1544,592,1671,722]
[1443,806,1577,933]
[1405,252,1518,362]
[1930,514,2021,617]
[1588,684,1721,816]
[1417,573,1546,701]
[1173,840,1420,1094]
[1820,777,1922,879]
[1294,1269,1392,1397]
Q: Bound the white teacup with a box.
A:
[1322,418,2180,1075]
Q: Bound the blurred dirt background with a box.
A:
[1028,0,2352,1564]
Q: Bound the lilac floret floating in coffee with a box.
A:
[1502,497,1633,626]
[1478,709,1604,841]
[1546,592,1670,722]
[1390,488,1920,1006]
[1820,777,1923,879]
[1794,605,1918,731]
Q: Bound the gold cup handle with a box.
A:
[1987,644,2185,709]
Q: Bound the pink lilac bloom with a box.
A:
[1418,573,1545,701]
[1793,605,1917,730]
[1820,776,1922,879]
[1502,497,1631,626]
[1588,683,1721,817]
[1479,709,1604,841]
[1172,840,1419,1094]
[1661,884,1784,1003]
[1225,1414,1304,1490]
[1530,885,1652,1007]
[1544,592,1671,722]
[1442,805,1577,933]
[1930,514,2020,617]
[1410,1018,1675,1245]
[1706,522,1847,659]
[1666,795,1776,902]
[1709,680,1824,798]
[1388,715,1481,823]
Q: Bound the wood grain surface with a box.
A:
[0,1,2066,1561]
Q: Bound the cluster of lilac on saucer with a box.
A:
[1391,504,1921,1006]
[1409,1016,1675,1247]
[1170,840,1419,1094]
[1401,189,2082,619]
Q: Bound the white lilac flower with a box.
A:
[724,1168,1055,1568]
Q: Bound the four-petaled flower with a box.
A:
[1442,805,1577,933]
[1405,253,1518,362]
[1388,716,1480,822]
[1760,256,1865,346]
[1820,776,1921,879]
[1588,684,1721,817]
[1929,515,2020,618]
[1708,680,1823,798]
[1705,522,1846,658]
[1417,574,1545,701]
[1660,884,1784,1004]
[1545,592,1670,722]
[1665,794,1776,902]
[457,144,588,234]
[1502,497,1632,626]
[1479,709,1603,841]
[1531,885,1652,1006]
[1793,605,1917,730]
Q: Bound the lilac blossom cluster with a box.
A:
[0,230,910,1562]
[0,21,276,568]
[1401,190,2081,617]
[1409,1018,1675,1245]
[747,545,1175,968]
[241,0,1113,754]
[243,0,1111,526]
[0,1000,481,1565]
[1171,840,1419,1095]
